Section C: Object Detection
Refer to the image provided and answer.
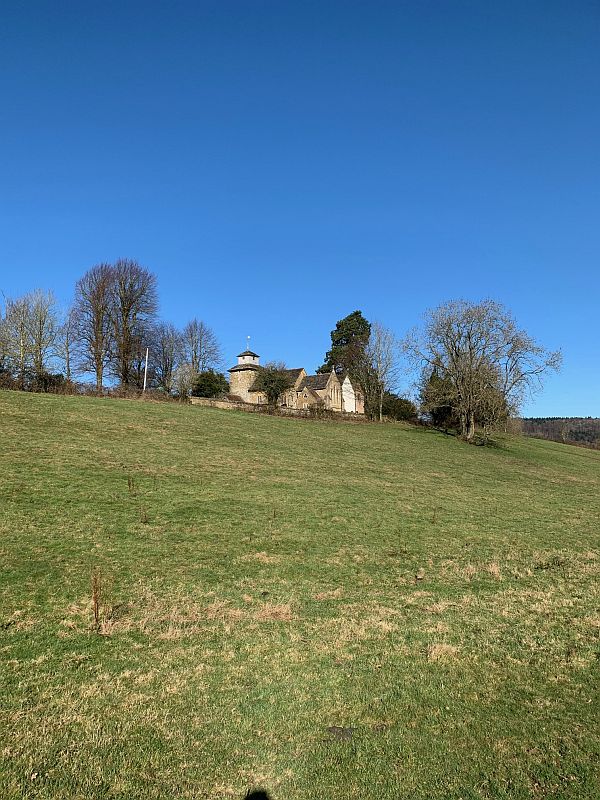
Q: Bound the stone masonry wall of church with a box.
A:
[229,369,259,402]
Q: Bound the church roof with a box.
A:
[298,373,337,392]
[237,349,260,358]
[282,368,304,385]
[228,363,260,373]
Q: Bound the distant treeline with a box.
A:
[522,417,600,449]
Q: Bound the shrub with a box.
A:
[191,370,229,398]
[382,393,418,421]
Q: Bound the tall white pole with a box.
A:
[143,347,149,393]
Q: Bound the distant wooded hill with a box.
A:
[522,417,600,448]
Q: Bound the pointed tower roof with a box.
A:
[228,347,261,373]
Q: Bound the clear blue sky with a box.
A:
[1,1,598,415]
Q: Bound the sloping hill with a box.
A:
[523,416,600,448]
[1,390,599,800]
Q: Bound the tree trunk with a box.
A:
[65,343,71,383]
[466,410,475,440]
[460,410,476,440]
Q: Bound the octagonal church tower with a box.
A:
[228,349,261,402]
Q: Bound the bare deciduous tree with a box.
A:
[0,304,7,377]
[56,305,77,385]
[73,264,113,392]
[367,322,401,421]
[172,363,196,399]
[351,322,400,421]
[109,259,158,388]
[28,289,59,379]
[3,294,33,388]
[405,299,561,441]
[181,318,221,373]
[150,322,182,393]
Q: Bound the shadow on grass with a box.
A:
[244,792,271,800]
[481,436,511,451]
[422,424,513,451]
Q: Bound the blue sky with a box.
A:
[1,0,598,415]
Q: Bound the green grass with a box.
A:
[1,390,599,800]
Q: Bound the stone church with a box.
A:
[228,350,365,414]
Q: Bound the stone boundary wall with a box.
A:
[190,397,251,411]
[189,396,368,423]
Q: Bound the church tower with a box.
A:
[228,349,261,402]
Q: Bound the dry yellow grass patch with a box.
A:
[156,624,203,640]
[324,546,371,567]
[315,604,400,648]
[313,588,344,601]
[578,559,600,576]
[208,781,237,798]
[427,643,459,662]
[426,622,451,634]
[485,562,502,579]
[583,614,600,628]
[58,591,258,639]
[425,599,455,614]
[253,602,294,622]
[440,559,505,581]
[402,590,433,608]
[204,600,246,622]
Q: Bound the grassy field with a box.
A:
[1,390,599,800]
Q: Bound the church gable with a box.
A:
[298,371,342,411]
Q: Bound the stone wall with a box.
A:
[190,396,368,423]
[228,367,259,402]
[190,397,254,411]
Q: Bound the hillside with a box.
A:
[523,417,600,449]
[1,390,599,800]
